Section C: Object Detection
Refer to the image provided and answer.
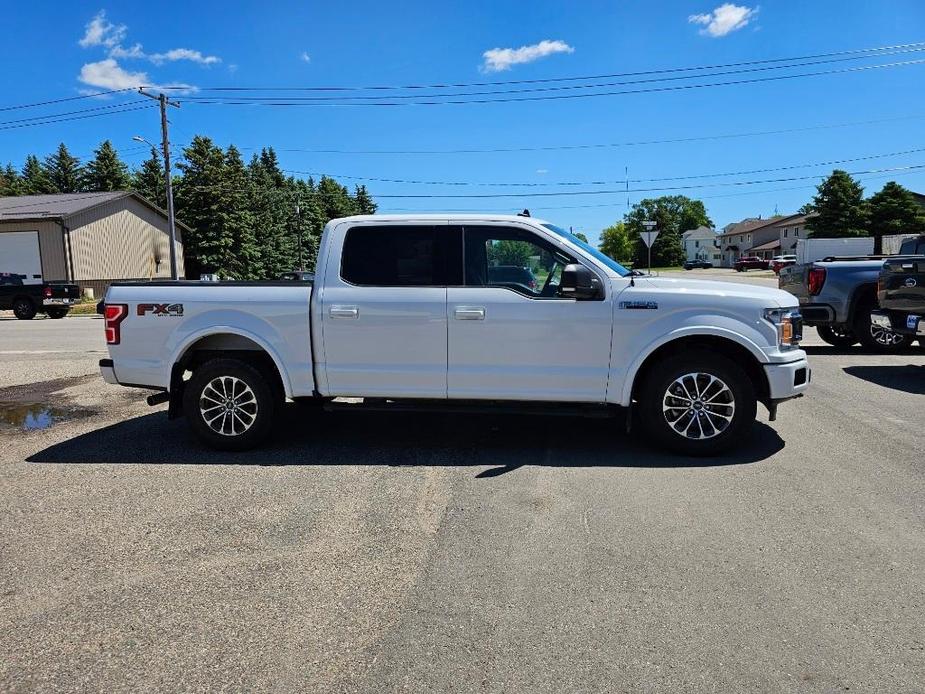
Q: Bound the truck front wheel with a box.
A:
[182,358,279,451]
[638,350,757,456]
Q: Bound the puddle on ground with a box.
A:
[0,402,94,432]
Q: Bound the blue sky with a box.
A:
[4,1,925,243]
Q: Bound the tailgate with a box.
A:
[45,283,80,300]
[778,264,810,302]
[879,257,925,311]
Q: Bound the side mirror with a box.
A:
[559,263,602,299]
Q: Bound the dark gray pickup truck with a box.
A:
[873,254,925,339]
[0,273,80,319]
[779,235,925,351]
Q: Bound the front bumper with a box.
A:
[99,358,119,385]
[763,357,811,400]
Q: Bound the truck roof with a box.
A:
[328,213,553,225]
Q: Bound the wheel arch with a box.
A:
[626,334,770,407]
[847,281,877,322]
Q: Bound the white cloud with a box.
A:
[300,51,311,63]
[689,4,758,37]
[109,43,220,65]
[78,11,126,48]
[480,39,574,73]
[77,58,195,93]
[536,168,548,175]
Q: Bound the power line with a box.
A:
[0,88,136,113]
[192,41,925,92]
[180,58,925,107]
[369,164,925,198]
[0,100,150,126]
[283,146,925,188]
[0,104,154,132]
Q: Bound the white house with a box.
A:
[681,226,720,263]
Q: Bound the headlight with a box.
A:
[764,307,803,347]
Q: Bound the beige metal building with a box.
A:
[0,192,187,297]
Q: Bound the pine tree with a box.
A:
[83,140,131,191]
[353,184,377,214]
[20,154,55,194]
[43,143,83,193]
[175,136,230,277]
[804,170,868,238]
[294,178,325,270]
[1,163,21,196]
[132,148,166,208]
[247,150,295,277]
[222,146,261,279]
[866,181,925,252]
[318,176,356,220]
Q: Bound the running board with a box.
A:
[320,398,619,419]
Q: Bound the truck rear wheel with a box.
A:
[12,298,36,320]
[638,350,757,456]
[183,358,279,451]
[816,325,858,348]
[853,298,913,352]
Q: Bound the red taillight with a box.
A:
[104,304,128,345]
[808,267,826,296]
[43,286,52,298]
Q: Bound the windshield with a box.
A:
[541,223,630,277]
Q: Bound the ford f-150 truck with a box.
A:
[99,214,810,455]
[0,273,80,319]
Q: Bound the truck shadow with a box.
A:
[843,364,925,395]
[28,406,784,476]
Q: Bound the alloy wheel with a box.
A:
[662,372,736,440]
[199,376,259,437]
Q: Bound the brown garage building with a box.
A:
[0,191,187,298]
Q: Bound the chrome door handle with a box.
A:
[454,306,485,320]
[329,305,359,319]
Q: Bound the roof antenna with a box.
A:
[517,208,531,217]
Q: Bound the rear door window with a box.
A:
[341,225,458,286]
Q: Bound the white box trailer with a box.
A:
[794,237,874,264]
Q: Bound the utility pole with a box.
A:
[295,195,304,271]
[138,88,181,280]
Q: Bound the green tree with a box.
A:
[598,222,634,264]
[804,170,868,238]
[294,177,325,270]
[43,143,83,193]
[1,163,21,195]
[866,181,925,253]
[624,196,711,267]
[222,146,261,279]
[317,176,356,220]
[83,140,131,191]
[353,184,377,214]
[131,148,166,208]
[247,149,295,277]
[487,240,533,267]
[176,136,230,277]
[20,154,55,194]
[572,231,589,243]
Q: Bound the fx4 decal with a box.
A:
[137,303,184,317]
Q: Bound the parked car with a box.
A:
[683,259,714,270]
[770,255,797,275]
[0,273,80,320]
[279,271,315,282]
[487,265,537,292]
[872,247,925,340]
[99,214,810,456]
[734,256,770,272]
[778,235,925,351]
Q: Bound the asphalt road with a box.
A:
[1,284,924,692]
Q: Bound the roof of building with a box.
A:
[749,239,782,252]
[773,213,812,228]
[0,191,190,230]
[681,225,716,239]
[720,213,805,238]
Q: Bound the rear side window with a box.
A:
[341,225,455,286]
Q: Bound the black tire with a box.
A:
[816,324,858,348]
[12,297,36,320]
[182,358,280,451]
[638,350,757,456]
[852,298,913,352]
[46,308,69,319]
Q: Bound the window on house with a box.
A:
[795,228,800,236]
[784,230,788,238]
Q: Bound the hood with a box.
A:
[638,277,799,308]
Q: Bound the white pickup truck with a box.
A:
[100,214,810,455]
